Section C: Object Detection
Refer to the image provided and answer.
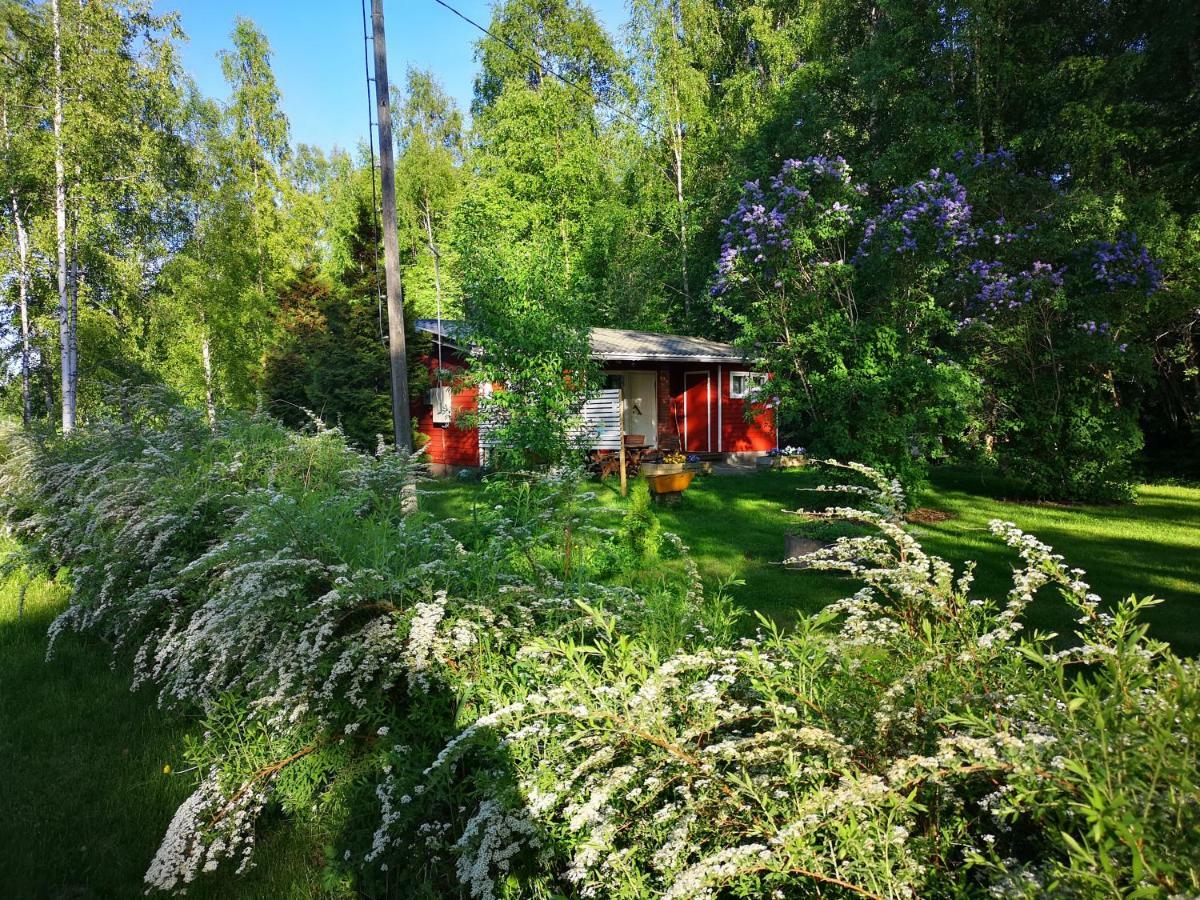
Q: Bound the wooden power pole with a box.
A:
[370,0,413,452]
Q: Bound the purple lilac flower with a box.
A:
[1092,232,1163,295]
[970,147,1015,169]
[958,260,1065,329]
[711,156,855,295]
[855,168,978,263]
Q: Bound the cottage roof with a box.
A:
[414,319,747,364]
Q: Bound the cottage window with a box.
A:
[729,371,766,399]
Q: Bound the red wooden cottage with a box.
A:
[413,319,777,473]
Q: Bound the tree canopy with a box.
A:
[1,0,1196,496]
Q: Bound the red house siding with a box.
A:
[413,352,776,468]
[412,346,481,468]
[718,365,776,453]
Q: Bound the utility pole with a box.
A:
[370,0,413,452]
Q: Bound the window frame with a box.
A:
[728,371,767,400]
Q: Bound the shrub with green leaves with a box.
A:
[621,478,661,562]
[1,400,1196,898]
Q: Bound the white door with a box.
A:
[623,371,657,447]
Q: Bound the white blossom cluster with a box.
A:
[144,768,267,893]
[395,463,1199,899]
[3,408,1197,899]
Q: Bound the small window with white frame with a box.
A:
[729,371,767,399]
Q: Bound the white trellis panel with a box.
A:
[574,389,622,450]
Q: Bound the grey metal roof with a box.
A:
[415,319,747,364]
[414,318,473,344]
[589,327,745,362]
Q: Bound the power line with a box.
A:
[429,0,662,139]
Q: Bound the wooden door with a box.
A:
[683,371,711,452]
[623,371,658,446]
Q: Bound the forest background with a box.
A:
[1,0,1197,499]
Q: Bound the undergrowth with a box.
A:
[1,391,1196,898]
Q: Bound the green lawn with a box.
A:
[0,543,329,900]
[425,465,1200,655]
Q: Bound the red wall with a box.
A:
[413,352,777,465]
[412,346,481,468]
[717,365,776,453]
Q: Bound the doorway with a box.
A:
[606,371,657,447]
[683,371,711,452]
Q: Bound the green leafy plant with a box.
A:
[2,404,1196,899]
[621,478,661,562]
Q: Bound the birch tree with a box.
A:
[395,67,463,322]
[150,18,292,411]
[49,0,74,430]
[0,0,44,426]
[628,0,712,319]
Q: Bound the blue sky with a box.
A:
[152,0,631,155]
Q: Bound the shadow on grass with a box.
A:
[0,568,329,900]
[477,464,1200,655]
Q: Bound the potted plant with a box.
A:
[760,446,808,469]
[683,453,712,474]
[641,450,686,478]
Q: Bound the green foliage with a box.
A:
[621,478,661,561]
[6,0,1198,495]
[456,237,599,468]
[260,259,431,451]
[6,412,1198,897]
[394,67,464,321]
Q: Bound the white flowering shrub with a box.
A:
[2,401,1197,898]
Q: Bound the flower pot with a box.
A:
[641,462,685,477]
[684,461,712,475]
[778,456,808,469]
[783,533,830,569]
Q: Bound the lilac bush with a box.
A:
[710,146,1166,499]
[1091,232,1163,294]
[855,167,977,260]
[712,155,859,299]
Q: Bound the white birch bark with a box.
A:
[670,90,690,316]
[2,101,33,426]
[51,0,76,433]
[422,195,445,373]
[10,195,32,427]
[200,317,216,429]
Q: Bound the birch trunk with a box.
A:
[200,319,216,429]
[11,196,32,427]
[670,89,690,316]
[422,197,444,315]
[2,101,33,426]
[69,228,80,417]
[422,195,445,373]
[665,0,690,316]
[51,0,76,433]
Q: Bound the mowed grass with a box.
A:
[424,465,1200,655]
[0,540,329,900]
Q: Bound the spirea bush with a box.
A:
[2,398,1197,898]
